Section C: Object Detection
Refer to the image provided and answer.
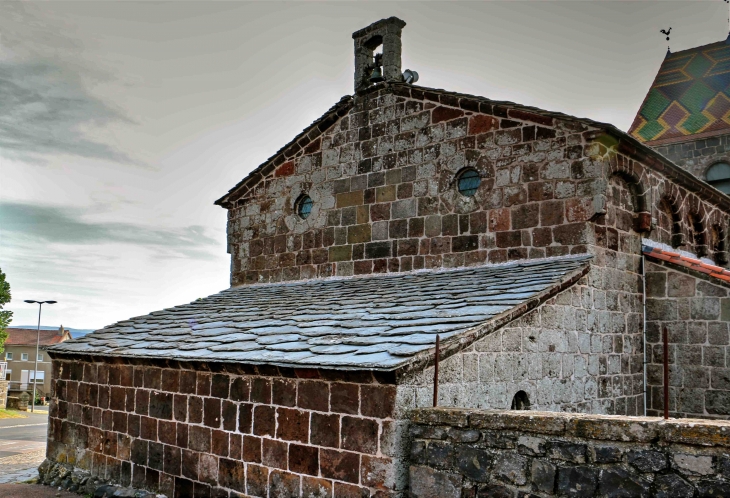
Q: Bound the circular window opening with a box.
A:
[296,195,313,220]
[457,169,481,197]
[511,391,530,410]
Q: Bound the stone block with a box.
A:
[627,449,667,473]
[409,465,462,498]
[591,445,622,464]
[549,441,586,463]
[597,467,650,498]
[454,445,491,482]
[556,466,598,497]
[653,473,694,498]
[492,453,528,485]
[530,459,556,494]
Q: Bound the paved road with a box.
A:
[0,412,48,484]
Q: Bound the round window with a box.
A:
[457,169,481,197]
[297,195,313,220]
[706,162,730,195]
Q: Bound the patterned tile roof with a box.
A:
[642,239,730,283]
[49,256,591,371]
[630,35,730,145]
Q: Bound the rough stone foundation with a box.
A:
[408,407,730,497]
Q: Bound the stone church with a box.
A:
[43,18,730,498]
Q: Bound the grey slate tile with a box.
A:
[49,255,591,370]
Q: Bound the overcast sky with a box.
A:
[1,1,727,330]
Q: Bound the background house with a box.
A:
[4,326,72,398]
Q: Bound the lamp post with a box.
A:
[24,300,56,413]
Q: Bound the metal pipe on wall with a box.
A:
[642,255,648,417]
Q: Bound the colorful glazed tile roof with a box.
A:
[630,35,730,145]
[642,240,730,284]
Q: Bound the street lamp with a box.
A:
[24,300,56,413]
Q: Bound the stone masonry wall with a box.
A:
[408,407,730,498]
[651,134,730,181]
[46,358,407,498]
[645,260,730,419]
[223,84,730,287]
[396,266,643,417]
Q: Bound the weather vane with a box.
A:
[660,27,672,52]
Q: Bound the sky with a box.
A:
[1,1,728,330]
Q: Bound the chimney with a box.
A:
[352,17,406,93]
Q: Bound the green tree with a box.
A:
[0,268,12,354]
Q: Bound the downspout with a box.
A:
[642,254,648,416]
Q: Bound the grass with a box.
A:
[0,408,28,419]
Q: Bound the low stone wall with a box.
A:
[408,407,730,497]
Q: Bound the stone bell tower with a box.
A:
[352,17,406,93]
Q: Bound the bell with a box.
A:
[369,65,384,83]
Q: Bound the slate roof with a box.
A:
[630,35,730,145]
[643,239,730,284]
[6,328,72,346]
[49,256,591,371]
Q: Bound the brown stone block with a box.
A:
[262,438,288,470]
[468,115,498,135]
[203,397,221,428]
[211,374,230,398]
[158,420,176,446]
[218,457,245,493]
[189,425,211,453]
[188,396,203,424]
[110,386,126,411]
[175,423,188,449]
[302,476,333,497]
[196,372,211,397]
[489,208,510,232]
[348,224,372,244]
[163,445,181,477]
[272,378,297,407]
[140,416,157,441]
[173,394,187,422]
[362,455,395,489]
[179,370,196,394]
[565,197,594,223]
[229,432,243,460]
[298,380,329,412]
[243,434,261,463]
[149,391,173,420]
[270,469,301,497]
[341,416,378,454]
[329,245,353,262]
[277,407,309,443]
[161,369,179,392]
[337,191,364,208]
[432,106,464,124]
[143,368,162,390]
[251,377,271,404]
[331,383,359,414]
[253,405,275,437]
[553,222,589,246]
[370,203,391,222]
[289,442,319,475]
[311,412,340,449]
[320,448,360,483]
[181,449,199,480]
[246,463,269,497]
[361,385,396,419]
[221,400,237,432]
[212,429,229,457]
[198,453,218,485]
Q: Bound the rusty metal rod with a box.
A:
[663,327,669,420]
[433,335,440,407]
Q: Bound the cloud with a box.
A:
[0,201,221,259]
[0,3,139,164]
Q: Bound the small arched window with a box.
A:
[511,391,530,410]
[706,162,730,195]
